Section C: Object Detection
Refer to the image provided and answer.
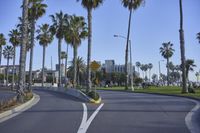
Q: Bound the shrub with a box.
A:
[87,91,100,101]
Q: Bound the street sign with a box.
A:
[90,61,101,72]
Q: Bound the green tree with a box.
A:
[179,0,187,93]
[148,63,153,81]
[28,0,47,90]
[121,0,144,90]
[9,29,21,90]
[160,42,175,86]
[0,33,6,66]
[18,0,29,102]
[65,15,88,87]
[77,0,103,92]
[3,46,14,87]
[36,24,53,87]
[50,11,69,87]
[135,61,141,76]
[195,72,199,82]
[197,32,200,44]
[185,59,196,82]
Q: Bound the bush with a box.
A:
[87,91,100,101]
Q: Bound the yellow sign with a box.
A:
[90,61,101,71]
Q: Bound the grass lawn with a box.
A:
[97,86,200,99]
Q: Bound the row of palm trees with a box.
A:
[135,62,153,81]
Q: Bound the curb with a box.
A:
[0,93,40,123]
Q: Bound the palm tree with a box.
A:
[185,59,196,82]
[50,11,69,87]
[140,64,145,79]
[3,46,14,87]
[9,29,21,90]
[195,72,199,82]
[36,24,53,87]
[77,0,103,92]
[28,0,47,90]
[160,42,175,86]
[121,0,144,90]
[65,15,88,87]
[197,32,200,44]
[61,51,66,64]
[18,0,29,102]
[179,0,187,93]
[135,61,141,76]
[148,63,153,81]
[0,33,6,66]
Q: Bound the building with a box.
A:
[0,65,20,75]
[104,60,115,73]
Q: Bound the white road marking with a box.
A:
[78,103,104,133]
[185,99,200,133]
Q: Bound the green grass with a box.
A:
[97,86,200,99]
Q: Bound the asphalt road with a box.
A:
[0,89,199,133]
[0,91,16,101]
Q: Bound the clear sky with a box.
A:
[0,0,199,81]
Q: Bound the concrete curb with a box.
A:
[0,93,40,123]
[35,87,102,104]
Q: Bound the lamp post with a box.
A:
[114,34,134,91]
[158,60,164,81]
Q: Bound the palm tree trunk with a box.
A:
[18,0,29,102]
[58,39,62,87]
[12,46,16,90]
[167,58,169,86]
[125,2,133,90]
[65,44,69,78]
[73,45,77,88]
[6,58,9,87]
[87,8,92,93]
[42,45,46,87]
[28,20,35,92]
[0,46,2,66]
[149,70,151,82]
[179,0,187,93]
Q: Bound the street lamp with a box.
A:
[158,60,164,81]
[114,34,134,91]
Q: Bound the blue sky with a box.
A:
[0,0,199,81]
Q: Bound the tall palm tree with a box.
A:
[0,33,6,66]
[77,0,103,92]
[195,72,199,82]
[9,29,21,90]
[65,15,88,87]
[197,32,200,44]
[179,0,187,93]
[160,42,175,86]
[135,61,141,76]
[36,24,53,87]
[121,0,144,90]
[3,46,14,87]
[18,0,29,102]
[140,64,145,79]
[28,0,47,90]
[185,59,196,82]
[50,11,69,87]
[148,63,153,81]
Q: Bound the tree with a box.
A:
[143,64,148,81]
[77,0,103,92]
[9,29,21,90]
[148,63,153,81]
[50,11,69,87]
[152,74,158,83]
[195,72,199,82]
[61,51,66,64]
[65,15,88,87]
[36,24,53,87]
[140,64,145,79]
[197,32,200,44]
[185,59,196,82]
[121,0,144,90]
[135,61,141,76]
[179,0,187,93]
[0,33,6,66]
[18,0,29,102]
[28,0,47,90]
[160,42,175,86]
[3,46,14,87]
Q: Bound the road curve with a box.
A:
[0,90,83,133]
[86,90,198,133]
